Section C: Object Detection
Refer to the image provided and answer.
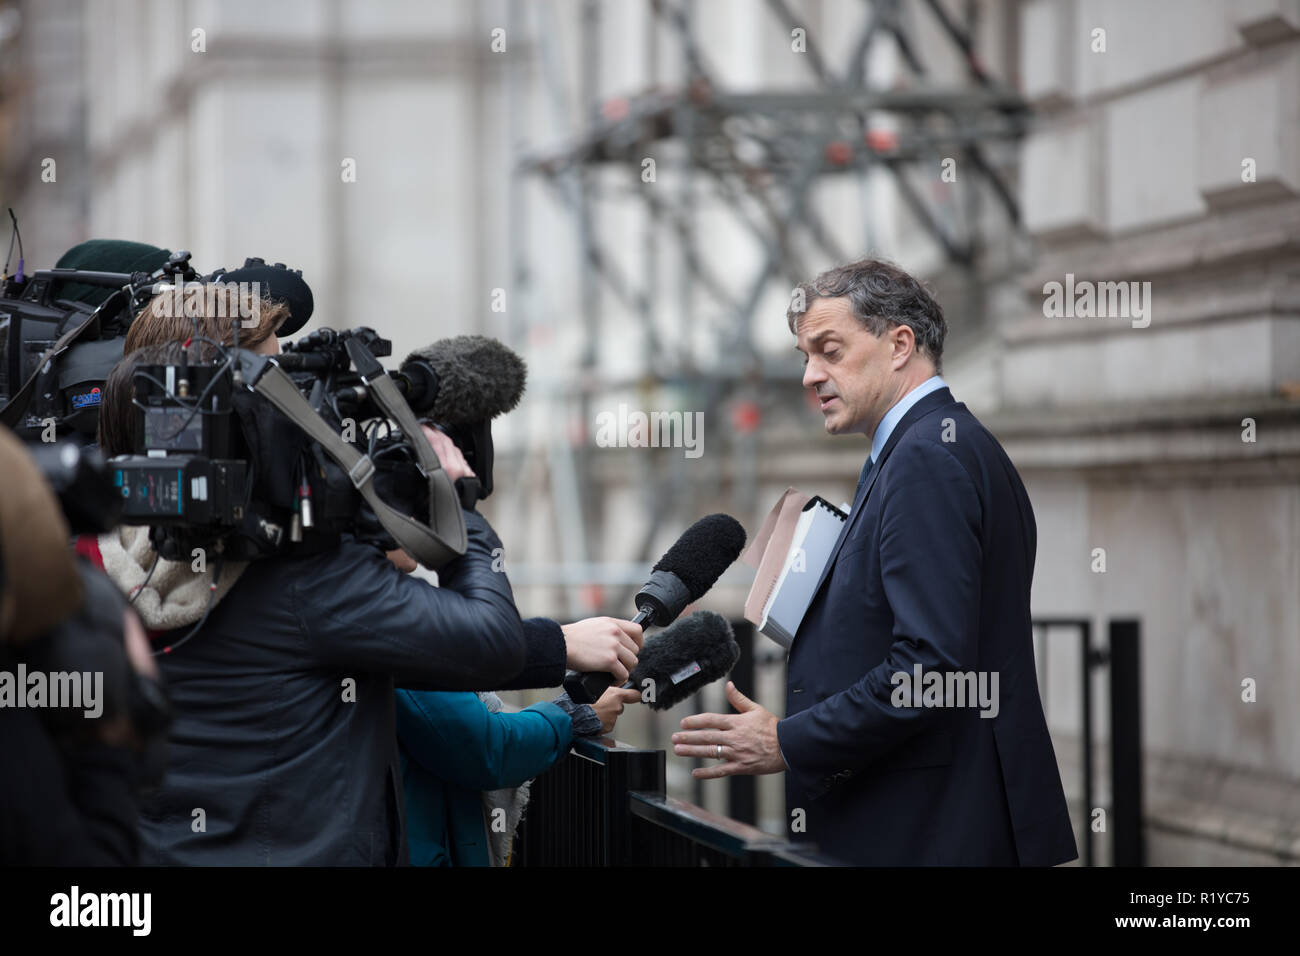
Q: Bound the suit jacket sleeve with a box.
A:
[777,437,982,797]
[395,689,573,791]
[293,510,527,690]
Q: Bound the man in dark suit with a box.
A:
[673,258,1077,866]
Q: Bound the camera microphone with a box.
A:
[399,335,526,424]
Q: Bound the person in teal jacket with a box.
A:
[384,514,642,866]
[396,665,639,867]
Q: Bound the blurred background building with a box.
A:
[2,0,1297,864]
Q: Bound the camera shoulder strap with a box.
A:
[238,351,467,569]
[341,337,468,555]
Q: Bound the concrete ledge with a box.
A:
[1148,799,1300,862]
[1234,0,1300,46]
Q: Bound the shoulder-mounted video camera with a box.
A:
[109,326,522,569]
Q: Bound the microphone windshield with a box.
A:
[404,335,526,425]
[652,514,746,601]
[629,611,739,711]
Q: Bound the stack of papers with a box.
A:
[742,488,848,648]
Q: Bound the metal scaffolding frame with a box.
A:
[506,0,1029,616]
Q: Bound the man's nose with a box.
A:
[803,359,826,390]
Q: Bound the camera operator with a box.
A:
[93,327,531,864]
[118,285,644,687]
[0,425,168,865]
[97,290,640,864]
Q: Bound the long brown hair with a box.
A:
[125,283,289,359]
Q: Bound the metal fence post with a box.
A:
[1108,619,1144,867]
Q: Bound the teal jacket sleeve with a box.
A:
[394,689,574,791]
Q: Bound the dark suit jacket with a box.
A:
[778,387,1077,866]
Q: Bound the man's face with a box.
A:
[795,297,896,438]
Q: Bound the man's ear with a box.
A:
[890,323,916,369]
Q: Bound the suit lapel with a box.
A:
[804,388,957,609]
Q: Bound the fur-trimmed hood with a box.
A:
[97,525,247,632]
[478,690,533,867]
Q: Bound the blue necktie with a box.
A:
[856,456,874,497]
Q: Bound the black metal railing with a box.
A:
[517,617,1141,866]
[515,737,837,866]
[1033,617,1144,867]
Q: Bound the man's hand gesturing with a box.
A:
[673,682,787,778]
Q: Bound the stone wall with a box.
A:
[1011,0,1300,864]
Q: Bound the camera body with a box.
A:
[110,328,484,565]
[109,359,251,559]
[0,249,196,442]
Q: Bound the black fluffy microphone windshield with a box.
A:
[627,611,740,711]
[636,514,747,627]
[402,335,526,425]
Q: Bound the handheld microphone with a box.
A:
[632,513,747,627]
[563,513,746,703]
[626,611,739,711]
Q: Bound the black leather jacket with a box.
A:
[138,509,531,865]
